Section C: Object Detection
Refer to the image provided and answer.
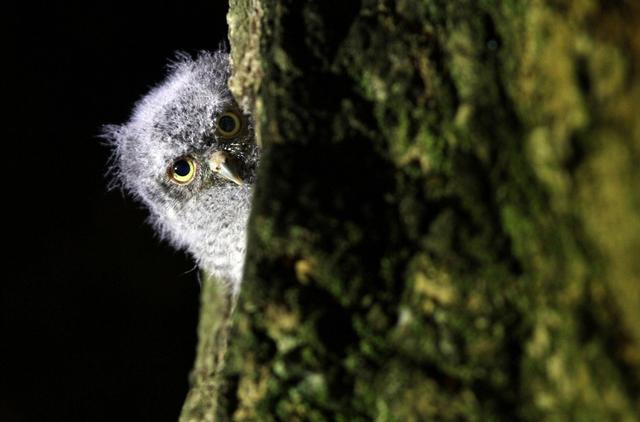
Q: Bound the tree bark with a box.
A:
[180,274,232,422]
[189,0,640,420]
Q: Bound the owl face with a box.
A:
[107,51,259,288]
[151,101,256,204]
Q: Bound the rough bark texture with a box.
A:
[191,0,640,420]
[180,274,232,422]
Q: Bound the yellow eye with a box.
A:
[169,157,197,184]
[216,111,242,138]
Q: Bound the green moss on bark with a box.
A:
[180,274,233,422]
[214,0,640,420]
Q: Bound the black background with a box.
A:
[4,2,229,420]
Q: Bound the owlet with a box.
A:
[104,50,259,295]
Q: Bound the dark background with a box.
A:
[4,2,229,420]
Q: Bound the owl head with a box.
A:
[104,51,258,290]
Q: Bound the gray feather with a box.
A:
[103,50,259,295]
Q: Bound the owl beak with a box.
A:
[208,151,244,186]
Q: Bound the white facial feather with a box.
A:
[104,50,259,295]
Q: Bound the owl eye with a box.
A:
[216,111,242,138]
[169,157,197,184]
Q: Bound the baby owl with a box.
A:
[105,50,259,295]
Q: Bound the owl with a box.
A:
[104,50,259,295]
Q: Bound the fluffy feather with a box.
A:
[103,50,259,294]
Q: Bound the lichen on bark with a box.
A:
[180,274,233,422]
[189,0,640,420]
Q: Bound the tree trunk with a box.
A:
[187,0,640,420]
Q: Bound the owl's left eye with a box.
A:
[169,157,197,184]
[216,111,242,138]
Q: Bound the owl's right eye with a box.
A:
[169,157,197,184]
